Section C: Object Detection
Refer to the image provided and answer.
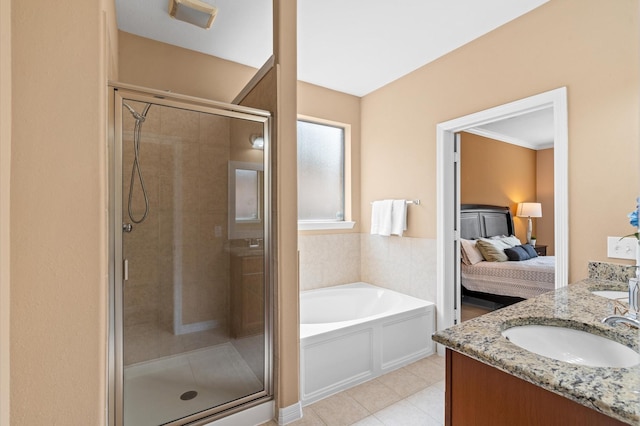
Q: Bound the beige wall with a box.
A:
[361,0,639,281]
[10,0,115,423]
[460,132,537,243]
[272,0,299,410]
[0,0,11,422]
[118,31,258,104]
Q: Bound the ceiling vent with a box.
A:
[169,0,218,30]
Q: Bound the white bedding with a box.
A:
[461,256,555,299]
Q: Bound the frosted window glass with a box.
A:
[235,169,259,221]
[297,120,344,221]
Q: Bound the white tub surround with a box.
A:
[300,283,435,405]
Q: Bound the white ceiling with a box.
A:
[115,0,549,97]
[116,0,554,148]
[468,107,555,150]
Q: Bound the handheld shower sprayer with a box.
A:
[123,102,147,122]
[123,102,152,226]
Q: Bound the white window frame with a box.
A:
[297,115,354,231]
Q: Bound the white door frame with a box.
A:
[436,87,568,340]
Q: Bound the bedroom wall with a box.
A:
[459,132,537,243]
[537,148,554,255]
[361,0,639,282]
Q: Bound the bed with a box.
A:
[459,204,555,304]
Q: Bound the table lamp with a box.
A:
[516,202,542,244]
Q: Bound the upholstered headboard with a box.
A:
[460,204,514,240]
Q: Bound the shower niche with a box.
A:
[109,85,272,426]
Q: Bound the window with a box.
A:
[297,118,354,230]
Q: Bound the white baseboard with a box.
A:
[204,400,274,426]
[278,401,303,425]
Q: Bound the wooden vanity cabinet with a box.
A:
[445,349,626,426]
[230,255,264,338]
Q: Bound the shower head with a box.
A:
[169,0,218,30]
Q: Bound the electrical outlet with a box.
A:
[607,236,638,260]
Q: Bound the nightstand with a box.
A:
[533,245,547,256]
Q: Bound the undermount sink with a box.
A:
[502,324,640,368]
[591,290,628,301]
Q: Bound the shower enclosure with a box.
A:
[108,84,272,426]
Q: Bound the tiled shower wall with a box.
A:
[298,233,438,303]
[123,102,230,335]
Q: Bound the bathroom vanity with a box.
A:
[230,252,265,338]
[433,279,639,425]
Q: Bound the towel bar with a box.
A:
[370,199,420,205]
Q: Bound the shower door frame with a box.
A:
[107,83,274,426]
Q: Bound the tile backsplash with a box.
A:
[298,233,437,303]
[298,233,361,290]
[588,261,638,283]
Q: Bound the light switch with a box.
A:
[607,236,638,260]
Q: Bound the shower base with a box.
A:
[124,343,262,425]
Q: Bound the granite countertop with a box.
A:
[432,278,640,425]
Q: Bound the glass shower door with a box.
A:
[113,89,271,426]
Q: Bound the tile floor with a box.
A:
[261,354,446,426]
[460,303,492,322]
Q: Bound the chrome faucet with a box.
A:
[602,277,640,328]
[602,313,640,328]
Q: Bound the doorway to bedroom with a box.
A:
[458,125,556,321]
[435,87,569,336]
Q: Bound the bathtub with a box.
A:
[300,282,435,405]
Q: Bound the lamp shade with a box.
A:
[516,202,542,218]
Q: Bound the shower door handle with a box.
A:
[123,259,129,281]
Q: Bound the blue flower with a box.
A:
[630,209,639,228]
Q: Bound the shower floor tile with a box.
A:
[124,343,263,426]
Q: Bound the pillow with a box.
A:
[489,235,522,248]
[479,237,511,250]
[460,239,484,265]
[500,235,522,248]
[504,245,531,261]
[476,239,509,262]
[521,244,538,258]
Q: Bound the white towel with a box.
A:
[370,200,393,236]
[391,200,407,236]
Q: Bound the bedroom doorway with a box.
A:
[435,87,568,340]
